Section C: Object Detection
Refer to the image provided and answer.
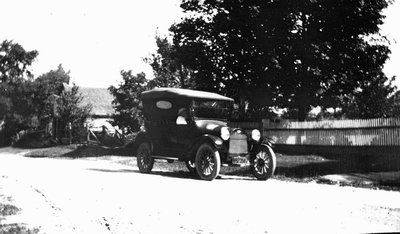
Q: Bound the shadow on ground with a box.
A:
[274,153,400,190]
[23,144,133,159]
[20,144,400,190]
[87,167,255,181]
[275,154,400,176]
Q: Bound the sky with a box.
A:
[1,0,399,88]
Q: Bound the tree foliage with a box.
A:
[33,64,71,121]
[146,36,195,89]
[170,0,394,120]
[0,40,38,83]
[1,80,39,144]
[0,40,39,144]
[391,89,400,117]
[0,40,38,119]
[108,71,149,132]
[0,40,91,145]
[57,85,92,142]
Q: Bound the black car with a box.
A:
[133,87,276,181]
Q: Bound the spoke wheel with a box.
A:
[250,146,276,180]
[185,160,196,173]
[195,143,221,181]
[136,142,154,173]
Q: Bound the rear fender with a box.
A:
[129,131,153,154]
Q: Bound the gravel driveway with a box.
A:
[1,148,399,233]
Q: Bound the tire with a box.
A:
[250,146,276,181]
[185,160,196,173]
[136,142,154,173]
[195,143,221,181]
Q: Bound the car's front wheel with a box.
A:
[136,142,154,173]
[250,146,276,180]
[195,143,221,181]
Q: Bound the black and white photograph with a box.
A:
[1,0,399,233]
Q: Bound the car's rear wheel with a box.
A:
[185,160,196,173]
[195,143,221,181]
[136,142,154,173]
[250,146,276,180]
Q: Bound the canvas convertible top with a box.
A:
[141,88,234,102]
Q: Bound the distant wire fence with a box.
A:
[86,125,129,147]
[4,122,132,148]
[231,118,400,157]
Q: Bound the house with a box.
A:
[61,83,116,131]
[77,86,117,133]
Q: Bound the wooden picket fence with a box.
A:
[228,121,263,133]
[230,118,400,147]
[262,118,400,146]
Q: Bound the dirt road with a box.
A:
[1,148,399,233]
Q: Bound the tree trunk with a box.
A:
[298,106,308,122]
[179,66,186,88]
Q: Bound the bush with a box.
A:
[13,131,57,148]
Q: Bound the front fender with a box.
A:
[195,134,224,149]
[261,136,274,147]
[186,134,224,160]
[250,139,274,154]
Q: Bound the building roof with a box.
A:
[63,84,114,117]
[78,87,115,117]
[141,87,234,102]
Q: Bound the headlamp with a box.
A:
[251,129,261,142]
[221,127,230,141]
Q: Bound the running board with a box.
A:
[152,156,180,161]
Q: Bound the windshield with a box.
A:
[192,100,232,120]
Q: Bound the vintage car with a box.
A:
[133,87,276,181]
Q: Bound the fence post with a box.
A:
[262,119,269,136]
[86,124,90,142]
[102,125,106,140]
[68,122,72,145]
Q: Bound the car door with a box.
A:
[166,107,199,158]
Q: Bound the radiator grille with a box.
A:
[228,133,248,155]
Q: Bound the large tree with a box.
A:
[170,0,394,120]
[0,40,38,119]
[108,71,149,132]
[390,89,400,117]
[337,43,396,119]
[57,84,92,142]
[33,64,71,122]
[0,40,38,145]
[146,36,195,89]
[0,40,38,83]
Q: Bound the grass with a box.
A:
[0,224,40,234]
[0,203,20,216]
[0,184,40,234]
[0,203,39,234]
[22,144,400,191]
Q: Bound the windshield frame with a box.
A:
[190,99,233,121]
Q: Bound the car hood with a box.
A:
[194,119,227,135]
